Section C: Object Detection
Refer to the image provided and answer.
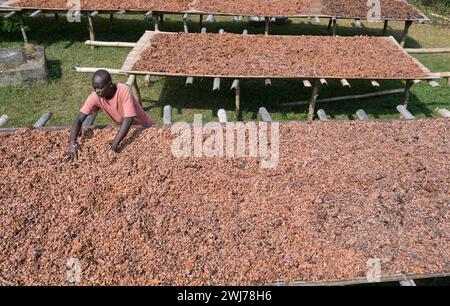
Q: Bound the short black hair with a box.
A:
[92,69,112,84]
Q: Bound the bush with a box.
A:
[1,20,22,33]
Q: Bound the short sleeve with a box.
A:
[80,93,100,115]
[120,86,138,118]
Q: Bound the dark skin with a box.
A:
[67,74,135,160]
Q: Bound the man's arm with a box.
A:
[67,112,87,160]
[111,116,135,152]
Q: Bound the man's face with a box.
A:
[92,77,113,99]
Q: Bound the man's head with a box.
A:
[92,70,116,99]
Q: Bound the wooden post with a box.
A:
[34,112,52,128]
[356,109,369,121]
[154,14,160,31]
[327,18,332,34]
[163,105,172,125]
[144,75,151,87]
[307,79,321,121]
[317,109,327,121]
[18,15,28,45]
[87,15,95,49]
[265,17,270,35]
[183,14,189,33]
[259,107,272,122]
[382,20,389,36]
[54,13,61,32]
[199,14,203,31]
[109,13,114,33]
[404,79,413,108]
[400,20,413,47]
[232,80,241,119]
[127,74,142,106]
[332,17,337,36]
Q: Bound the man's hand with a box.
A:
[67,143,79,161]
[111,117,135,153]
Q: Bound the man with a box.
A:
[68,70,154,160]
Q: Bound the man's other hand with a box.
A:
[67,144,79,161]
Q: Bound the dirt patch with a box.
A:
[0,119,449,285]
[131,33,428,79]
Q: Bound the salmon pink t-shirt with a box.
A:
[80,83,154,126]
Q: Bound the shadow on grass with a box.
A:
[152,77,433,121]
[1,14,422,48]
[46,59,62,81]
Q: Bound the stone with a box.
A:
[0,46,47,87]
[0,48,26,69]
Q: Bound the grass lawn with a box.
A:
[0,14,449,127]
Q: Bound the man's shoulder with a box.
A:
[116,83,129,91]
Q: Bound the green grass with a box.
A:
[0,14,449,127]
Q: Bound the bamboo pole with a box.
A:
[72,67,124,74]
[85,40,136,48]
[307,79,321,121]
[405,48,450,54]
[282,88,405,106]
[87,15,95,49]
[400,20,413,47]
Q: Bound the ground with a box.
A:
[0,13,449,127]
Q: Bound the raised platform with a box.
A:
[122,31,437,80]
[1,0,429,21]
